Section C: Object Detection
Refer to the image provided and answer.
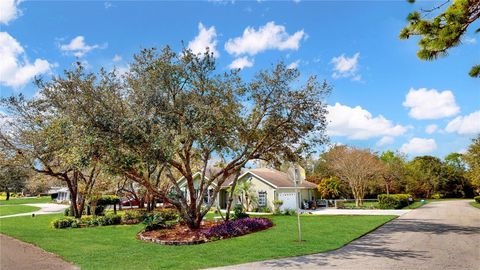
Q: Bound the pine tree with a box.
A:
[400,0,480,77]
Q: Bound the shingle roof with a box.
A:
[184,167,317,189]
[246,168,317,189]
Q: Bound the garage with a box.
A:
[278,192,298,211]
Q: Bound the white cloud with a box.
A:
[327,103,409,140]
[60,36,105,57]
[445,111,480,135]
[112,54,122,62]
[425,124,438,134]
[0,32,52,88]
[400,138,437,155]
[188,22,219,58]
[331,52,361,80]
[225,21,306,56]
[287,60,300,69]
[228,56,253,70]
[377,136,394,147]
[463,36,476,44]
[104,1,112,9]
[0,0,22,25]
[403,88,460,120]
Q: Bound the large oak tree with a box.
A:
[31,47,330,229]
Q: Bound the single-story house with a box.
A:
[48,186,70,202]
[178,167,318,211]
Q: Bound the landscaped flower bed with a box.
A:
[52,208,179,229]
[138,217,274,245]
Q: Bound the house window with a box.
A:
[258,191,267,207]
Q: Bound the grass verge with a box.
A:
[0,205,41,216]
[0,196,52,205]
[0,214,394,270]
[469,201,480,209]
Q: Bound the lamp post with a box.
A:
[288,164,304,242]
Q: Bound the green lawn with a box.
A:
[0,214,395,270]
[341,201,378,209]
[0,205,41,216]
[0,196,52,205]
[469,201,480,209]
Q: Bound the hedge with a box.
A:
[96,195,121,206]
[52,214,122,229]
[378,194,413,209]
[475,196,480,204]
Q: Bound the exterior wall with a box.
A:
[276,188,317,210]
[237,174,277,210]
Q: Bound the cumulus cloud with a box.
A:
[445,111,480,135]
[60,36,105,57]
[287,60,300,69]
[0,32,52,88]
[188,23,219,58]
[327,103,409,140]
[112,54,122,62]
[225,21,306,56]
[425,124,438,134]
[377,136,394,147]
[400,137,437,155]
[403,88,460,120]
[0,0,22,25]
[228,56,253,70]
[331,52,361,81]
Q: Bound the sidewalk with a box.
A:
[300,208,411,216]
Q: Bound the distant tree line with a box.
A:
[308,135,480,205]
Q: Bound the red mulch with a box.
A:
[139,220,218,242]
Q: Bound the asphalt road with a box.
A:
[0,234,79,270]
[210,200,480,270]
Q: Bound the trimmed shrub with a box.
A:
[273,200,283,214]
[378,194,412,209]
[52,217,76,229]
[282,208,297,215]
[155,208,178,221]
[96,195,121,206]
[142,213,168,231]
[256,206,271,213]
[232,204,249,220]
[475,196,480,203]
[202,218,273,240]
[122,209,148,224]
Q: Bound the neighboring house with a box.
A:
[48,186,70,202]
[178,168,318,211]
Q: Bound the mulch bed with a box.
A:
[137,219,273,246]
[137,221,217,245]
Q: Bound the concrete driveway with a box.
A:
[210,200,480,270]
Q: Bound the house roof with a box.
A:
[245,168,317,189]
[178,167,317,190]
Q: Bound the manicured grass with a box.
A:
[469,201,480,209]
[0,196,52,205]
[0,205,41,216]
[342,201,378,209]
[0,214,395,270]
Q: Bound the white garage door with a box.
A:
[278,192,298,211]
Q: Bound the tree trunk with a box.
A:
[113,204,117,215]
[5,188,10,201]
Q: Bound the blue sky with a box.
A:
[1,0,479,159]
